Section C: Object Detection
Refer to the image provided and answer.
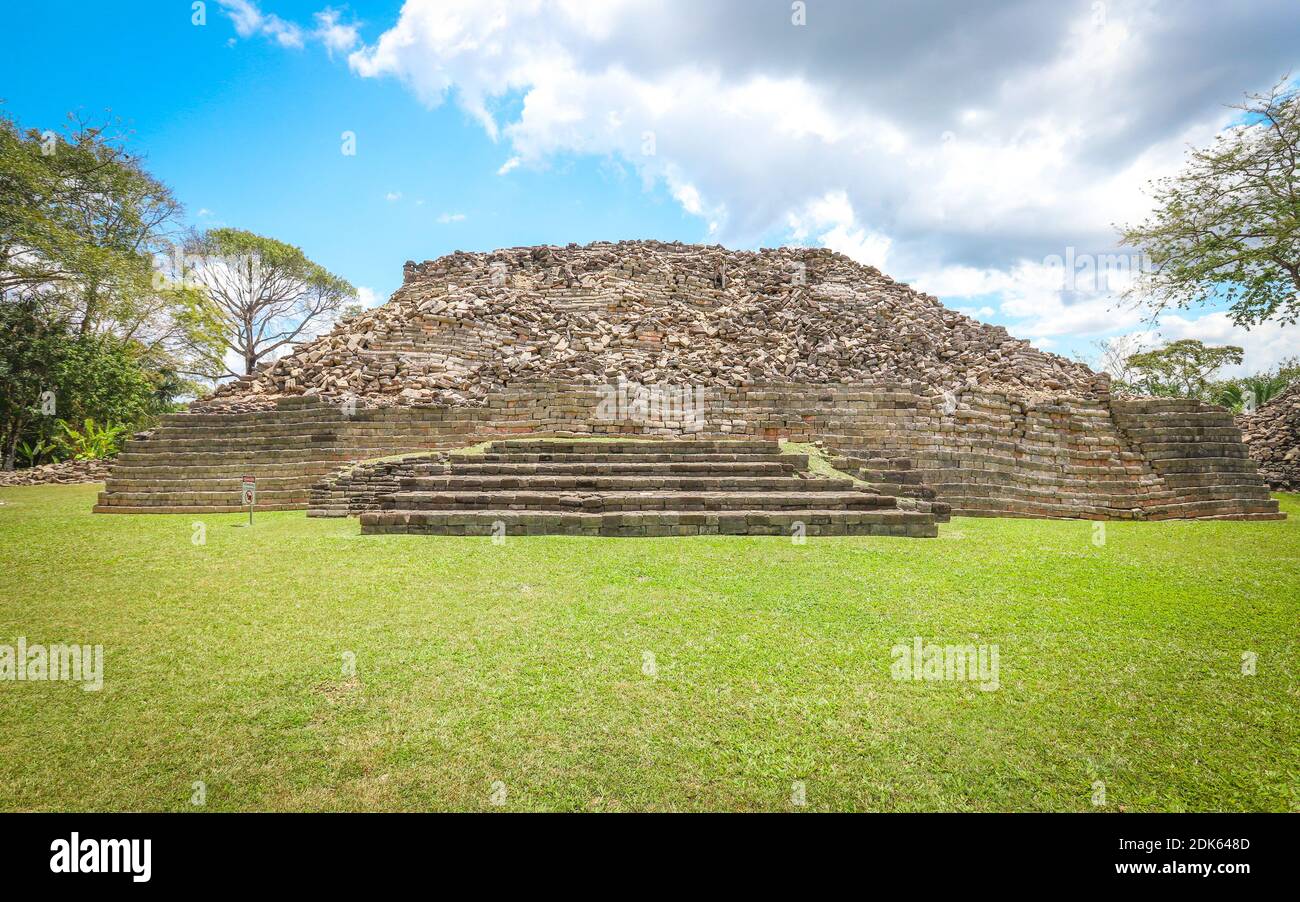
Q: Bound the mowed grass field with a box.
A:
[1,484,1297,812]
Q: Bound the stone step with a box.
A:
[484,439,778,454]
[125,429,449,449]
[360,508,939,537]
[114,448,414,464]
[1118,426,1242,442]
[96,488,310,504]
[396,474,856,492]
[854,468,925,485]
[106,475,321,491]
[1157,472,1277,491]
[466,451,794,464]
[380,489,899,513]
[1138,441,1251,460]
[94,498,306,513]
[856,480,937,500]
[1143,498,1283,519]
[441,460,800,476]
[1148,456,1260,475]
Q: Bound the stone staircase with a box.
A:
[828,393,1282,521]
[827,453,938,501]
[357,439,943,537]
[1110,399,1283,520]
[94,397,451,513]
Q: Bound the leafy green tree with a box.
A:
[1121,339,1243,400]
[0,111,226,378]
[0,295,175,469]
[1119,80,1300,327]
[182,228,356,376]
[1276,354,1300,384]
[0,296,67,469]
[1211,355,1300,411]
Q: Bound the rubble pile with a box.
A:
[0,459,113,486]
[1238,382,1300,491]
[198,240,1103,411]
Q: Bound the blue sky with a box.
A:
[4,0,1297,373]
[1,0,704,305]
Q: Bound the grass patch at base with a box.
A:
[1,484,1297,812]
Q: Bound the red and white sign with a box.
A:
[241,475,256,506]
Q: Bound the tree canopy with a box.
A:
[1120,339,1244,400]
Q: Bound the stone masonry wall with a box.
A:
[97,381,1282,520]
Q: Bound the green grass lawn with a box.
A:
[1,483,1297,812]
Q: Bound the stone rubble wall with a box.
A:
[0,459,112,487]
[97,382,1281,520]
[1237,382,1300,491]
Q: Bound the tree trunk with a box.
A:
[2,420,21,471]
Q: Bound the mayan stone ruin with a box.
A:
[95,240,1283,532]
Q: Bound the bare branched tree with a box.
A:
[182,228,355,378]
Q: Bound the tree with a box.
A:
[0,296,69,469]
[182,228,355,377]
[0,111,225,378]
[1092,333,1152,384]
[1211,354,1300,412]
[1119,78,1300,327]
[0,294,182,469]
[1121,339,1243,400]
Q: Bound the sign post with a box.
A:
[241,475,256,526]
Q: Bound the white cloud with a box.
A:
[787,191,892,271]
[437,212,467,223]
[218,0,305,48]
[252,0,1300,369]
[338,0,1294,263]
[356,286,381,307]
[313,8,359,56]
[385,191,402,202]
[1139,312,1299,378]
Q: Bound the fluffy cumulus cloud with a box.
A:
[257,0,1300,369]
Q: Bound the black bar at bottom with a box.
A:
[0,813,1283,888]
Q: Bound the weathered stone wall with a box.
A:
[97,381,1281,520]
[1237,382,1300,491]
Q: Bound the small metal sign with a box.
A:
[241,475,256,524]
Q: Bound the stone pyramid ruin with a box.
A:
[96,241,1283,529]
[201,241,1102,410]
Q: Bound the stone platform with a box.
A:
[95,383,1282,521]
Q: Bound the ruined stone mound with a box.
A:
[0,459,111,486]
[1238,382,1300,491]
[200,240,1101,411]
